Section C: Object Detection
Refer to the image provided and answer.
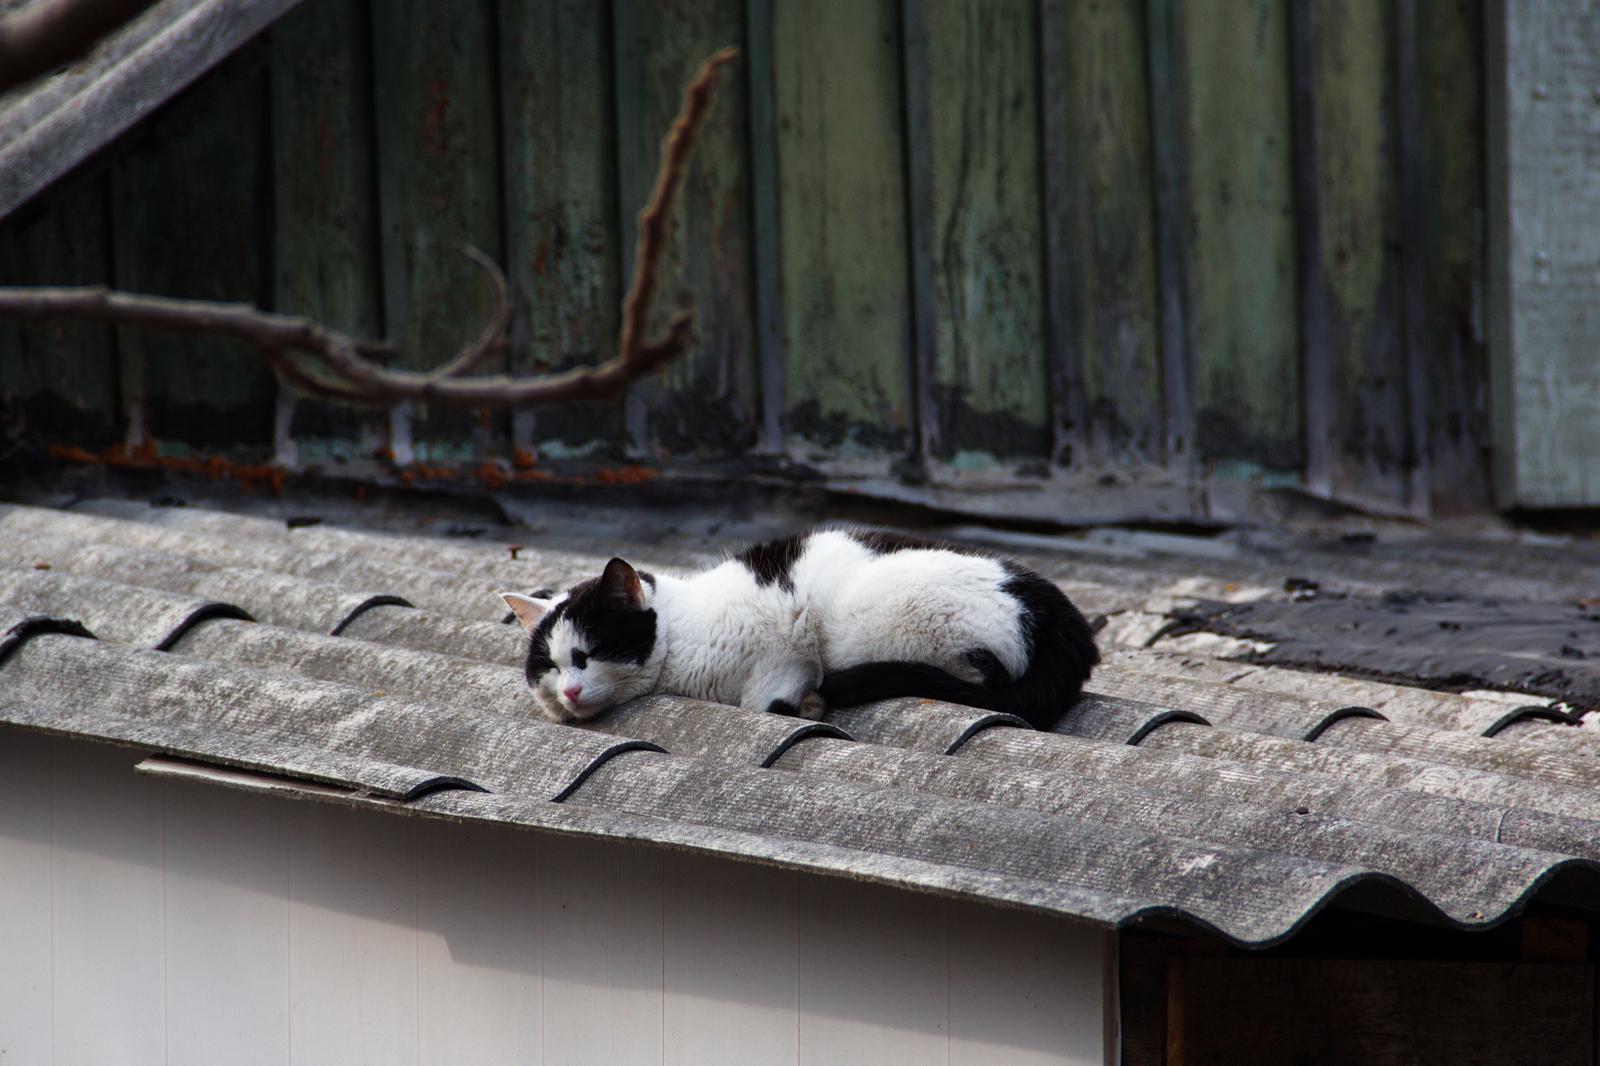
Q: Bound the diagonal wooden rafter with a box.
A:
[0,46,738,410]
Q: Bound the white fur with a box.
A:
[508,530,1031,722]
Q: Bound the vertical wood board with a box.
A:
[287,802,421,1063]
[1047,0,1164,466]
[772,0,912,453]
[49,741,169,1064]
[1489,0,1600,506]
[0,730,56,1066]
[796,875,949,1065]
[371,0,505,452]
[269,0,385,455]
[0,172,118,442]
[922,0,1050,458]
[1416,0,1489,514]
[948,908,1107,1066]
[663,852,800,1066]
[111,45,277,449]
[499,0,622,451]
[162,781,291,1066]
[540,834,665,1066]
[1178,0,1302,472]
[415,816,544,1062]
[1308,0,1411,504]
[614,0,758,457]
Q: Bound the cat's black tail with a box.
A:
[818,568,1099,730]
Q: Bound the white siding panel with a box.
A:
[287,802,419,1065]
[416,818,544,1064]
[0,729,55,1065]
[163,781,290,1066]
[49,740,168,1066]
[0,732,1114,1065]
[948,904,1107,1066]
[540,835,665,1066]
[664,853,800,1066]
[797,876,950,1066]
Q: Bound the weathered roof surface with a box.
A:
[2,498,1600,947]
[0,0,302,220]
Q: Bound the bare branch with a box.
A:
[0,0,157,92]
[0,46,739,410]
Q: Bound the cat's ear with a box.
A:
[501,592,553,631]
[598,557,647,610]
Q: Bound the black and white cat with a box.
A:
[501,528,1099,730]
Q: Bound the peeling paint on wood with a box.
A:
[1179,0,1303,473]
[1305,0,1411,506]
[1047,0,1164,467]
[371,0,505,452]
[109,47,277,449]
[269,0,384,449]
[499,0,621,451]
[772,0,911,453]
[1417,0,1489,514]
[922,0,1049,459]
[615,0,757,457]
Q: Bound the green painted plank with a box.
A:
[1047,0,1164,466]
[370,0,504,456]
[269,0,384,453]
[773,0,911,454]
[0,171,118,443]
[110,44,277,450]
[1415,0,1489,513]
[1178,0,1302,473]
[1306,0,1410,505]
[922,0,1048,459]
[1488,0,1600,506]
[270,0,382,336]
[614,0,756,457]
[500,0,621,452]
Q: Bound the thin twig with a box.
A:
[0,46,739,410]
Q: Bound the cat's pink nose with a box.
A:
[562,684,583,704]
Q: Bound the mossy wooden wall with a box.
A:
[0,0,1492,511]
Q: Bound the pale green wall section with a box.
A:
[270,0,382,336]
[924,0,1049,454]
[621,0,758,454]
[1058,0,1163,464]
[1181,0,1302,468]
[773,0,910,449]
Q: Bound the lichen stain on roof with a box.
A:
[1,497,1599,948]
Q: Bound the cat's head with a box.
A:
[501,557,662,722]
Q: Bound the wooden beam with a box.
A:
[1396,0,1431,516]
[1144,0,1193,474]
[899,0,939,466]
[1290,0,1331,498]
[1039,0,1086,470]
[746,0,785,454]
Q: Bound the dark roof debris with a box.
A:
[1,498,1599,947]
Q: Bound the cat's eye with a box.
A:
[570,649,588,669]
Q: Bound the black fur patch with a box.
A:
[964,648,1011,688]
[735,533,806,591]
[765,698,801,717]
[563,576,658,664]
[523,576,658,682]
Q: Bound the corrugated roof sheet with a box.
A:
[2,498,1599,947]
[0,0,305,219]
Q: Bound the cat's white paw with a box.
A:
[798,692,827,720]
